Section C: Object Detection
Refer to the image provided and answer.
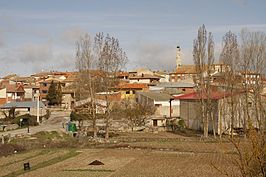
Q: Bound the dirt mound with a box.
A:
[89,160,104,165]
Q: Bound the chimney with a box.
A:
[176,45,181,70]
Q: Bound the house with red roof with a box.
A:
[0,81,25,104]
[174,90,258,135]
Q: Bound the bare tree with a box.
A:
[240,30,266,134]
[193,24,215,138]
[118,100,156,131]
[94,32,128,139]
[75,34,98,138]
[206,28,266,176]
[232,30,266,177]
[220,31,240,139]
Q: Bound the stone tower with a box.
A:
[176,45,181,69]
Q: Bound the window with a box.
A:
[132,90,136,94]
[153,120,158,126]
[126,91,130,94]
[42,90,48,94]
[43,83,47,87]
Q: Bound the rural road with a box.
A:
[0,110,71,138]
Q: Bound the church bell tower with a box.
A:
[176,45,181,70]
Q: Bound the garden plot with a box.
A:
[18,149,142,177]
[14,148,239,177]
[0,149,70,177]
[112,150,238,177]
[0,150,42,167]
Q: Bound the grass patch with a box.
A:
[3,149,80,177]
[64,169,115,172]
[33,131,71,141]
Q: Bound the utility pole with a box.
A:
[35,90,40,124]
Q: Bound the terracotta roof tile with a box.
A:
[174,91,238,100]
[115,83,148,89]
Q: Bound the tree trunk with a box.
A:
[211,112,216,138]
[230,100,234,140]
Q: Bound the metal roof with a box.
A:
[137,92,173,101]
[156,82,195,88]
[0,101,46,109]
[174,91,235,100]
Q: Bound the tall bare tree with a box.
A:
[76,33,98,138]
[94,32,128,139]
[193,24,215,138]
[220,31,240,139]
[240,30,266,134]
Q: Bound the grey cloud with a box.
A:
[60,27,87,44]
[0,40,77,76]
[18,42,53,64]
[132,41,177,72]
[54,53,75,71]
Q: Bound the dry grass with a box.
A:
[0,131,243,177]
[5,148,239,177]
[0,149,74,177]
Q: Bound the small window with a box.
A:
[126,91,130,94]
[132,90,136,94]
[153,120,158,126]
[43,83,47,87]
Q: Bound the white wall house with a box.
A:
[136,91,180,130]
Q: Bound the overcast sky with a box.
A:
[0,0,266,77]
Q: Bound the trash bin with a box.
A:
[68,122,77,132]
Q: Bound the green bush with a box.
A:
[12,114,38,126]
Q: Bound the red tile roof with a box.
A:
[115,83,148,89]
[129,74,162,79]
[174,91,237,100]
[0,84,25,93]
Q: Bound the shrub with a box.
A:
[12,114,38,126]
[177,119,185,129]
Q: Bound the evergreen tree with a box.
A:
[56,82,62,105]
[46,81,58,105]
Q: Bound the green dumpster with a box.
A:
[68,122,77,132]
